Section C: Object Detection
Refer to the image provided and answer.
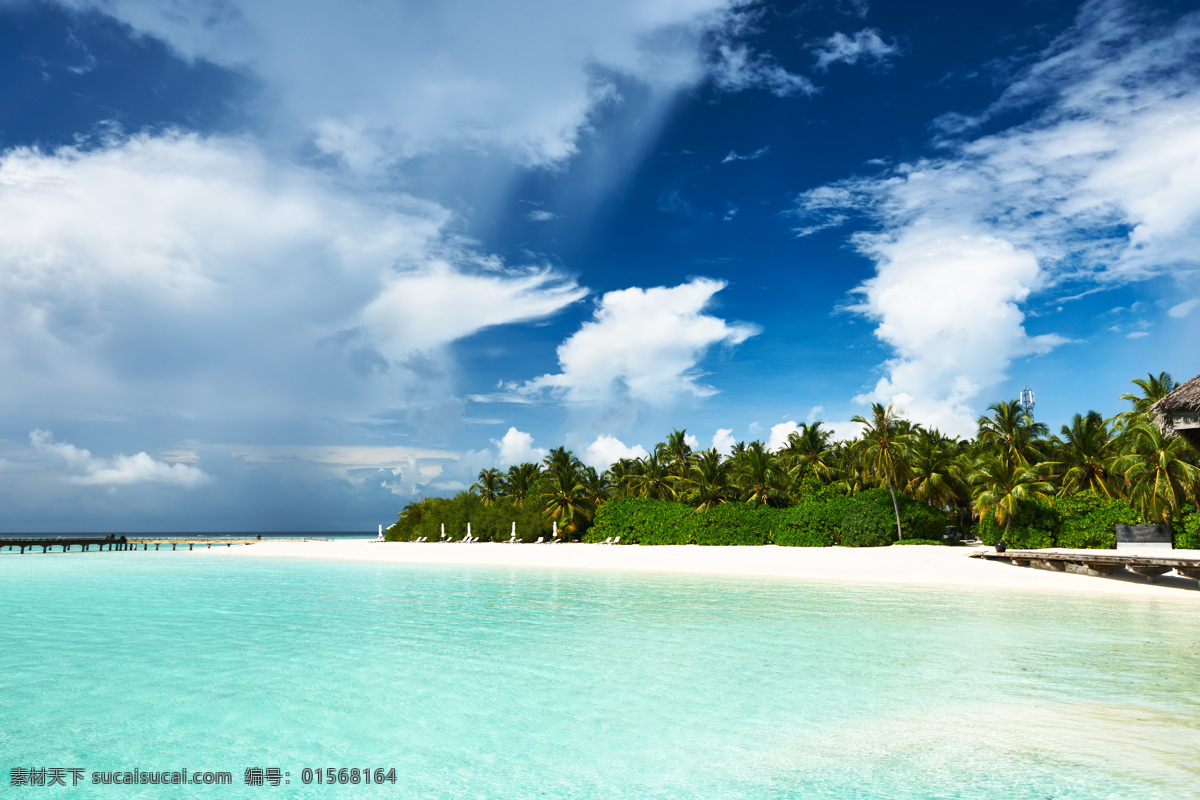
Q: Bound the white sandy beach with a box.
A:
[200,540,1200,600]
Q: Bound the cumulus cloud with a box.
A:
[486,278,759,407]
[31,429,212,487]
[767,421,800,452]
[50,0,738,169]
[711,428,737,455]
[492,427,547,467]
[0,132,582,424]
[812,29,899,72]
[791,0,1200,435]
[583,435,647,469]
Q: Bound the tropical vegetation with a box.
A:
[387,373,1200,549]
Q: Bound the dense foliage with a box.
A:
[388,371,1200,550]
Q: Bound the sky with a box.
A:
[1,0,1198,532]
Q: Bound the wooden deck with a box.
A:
[972,549,1200,582]
[0,537,260,554]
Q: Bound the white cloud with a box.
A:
[496,278,759,407]
[711,428,736,455]
[712,44,816,97]
[1168,298,1198,318]
[812,29,899,72]
[492,427,547,467]
[849,224,1066,435]
[583,435,647,469]
[30,429,212,488]
[806,405,825,421]
[722,146,770,164]
[767,420,800,452]
[684,433,700,450]
[53,0,738,169]
[791,0,1200,435]
[0,133,582,424]
[527,210,559,222]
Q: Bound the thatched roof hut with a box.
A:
[1150,373,1200,449]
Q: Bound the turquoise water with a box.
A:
[1,553,1197,799]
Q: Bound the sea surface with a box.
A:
[1,551,1197,799]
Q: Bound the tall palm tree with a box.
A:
[656,429,693,478]
[681,448,731,512]
[503,462,542,508]
[851,403,915,540]
[781,422,835,483]
[1113,421,1199,522]
[543,446,583,480]
[471,468,504,506]
[732,441,787,507]
[907,428,965,509]
[1119,371,1176,418]
[628,452,677,501]
[969,454,1054,537]
[578,466,611,509]
[539,465,592,535]
[604,458,642,500]
[977,399,1048,466]
[1054,411,1117,497]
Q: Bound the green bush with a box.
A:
[1052,493,1137,549]
[773,498,848,547]
[977,499,1059,549]
[893,538,960,546]
[1178,514,1200,550]
[387,493,552,542]
[689,503,770,546]
[587,498,692,545]
[839,502,895,547]
[855,488,947,540]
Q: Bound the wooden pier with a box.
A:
[973,550,1200,583]
[0,536,259,554]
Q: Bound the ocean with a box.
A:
[2,551,1196,798]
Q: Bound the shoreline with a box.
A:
[198,540,1200,600]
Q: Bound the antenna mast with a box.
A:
[1019,385,1036,419]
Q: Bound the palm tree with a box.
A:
[656,429,693,478]
[578,466,611,509]
[471,468,504,506]
[503,462,541,508]
[780,422,835,483]
[969,454,1054,537]
[539,465,592,536]
[543,446,583,480]
[731,441,787,507]
[1113,421,1199,522]
[1119,372,1176,418]
[907,428,965,509]
[681,448,731,512]
[628,452,677,501]
[851,403,915,540]
[604,458,642,500]
[977,399,1048,466]
[1054,411,1117,497]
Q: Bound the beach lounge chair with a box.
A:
[601,537,613,545]
[613,536,620,544]
[535,536,544,544]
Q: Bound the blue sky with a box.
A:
[1,0,1198,532]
